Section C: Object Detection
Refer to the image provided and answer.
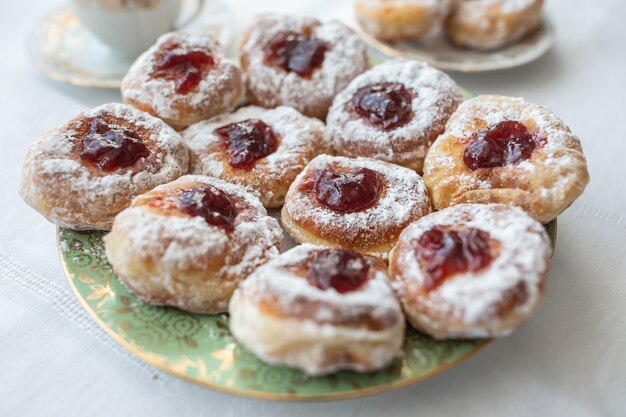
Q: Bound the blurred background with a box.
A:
[1,0,625,416]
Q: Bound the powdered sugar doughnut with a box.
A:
[182,106,327,208]
[356,0,454,41]
[103,175,283,314]
[326,60,463,172]
[121,31,244,130]
[423,95,589,223]
[240,14,368,120]
[229,244,405,375]
[445,0,544,50]
[20,103,188,230]
[389,203,551,339]
[282,155,432,259]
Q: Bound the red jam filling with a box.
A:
[309,167,382,214]
[263,31,328,78]
[463,121,546,170]
[79,119,149,172]
[152,50,214,94]
[213,119,278,170]
[414,227,493,292]
[349,82,413,131]
[307,249,369,293]
[177,186,236,231]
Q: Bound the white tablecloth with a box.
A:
[1,0,624,415]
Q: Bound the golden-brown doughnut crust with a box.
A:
[445,0,544,50]
[19,103,188,230]
[423,95,589,223]
[121,32,244,130]
[326,60,463,172]
[229,244,405,375]
[240,14,368,120]
[103,175,283,313]
[356,0,454,41]
[182,106,327,208]
[282,155,431,259]
[389,203,551,339]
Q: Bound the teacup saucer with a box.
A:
[355,16,555,72]
[27,0,237,88]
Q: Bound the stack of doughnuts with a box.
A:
[19,14,589,376]
[356,0,545,50]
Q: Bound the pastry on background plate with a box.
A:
[326,59,463,172]
[229,244,405,375]
[121,31,244,130]
[104,175,283,314]
[20,103,188,230]
[445,0,544,50]
[423,95,589,223]
[240,14,368,120]
[389,203,551,339]
[182,105,326,208]
[355,0,454,41]
[282,155,432,260]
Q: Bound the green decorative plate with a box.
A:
[57,220,556,400]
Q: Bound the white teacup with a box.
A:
[71,0,202,58]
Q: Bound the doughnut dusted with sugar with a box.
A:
[122,31,244,130]
[389,203,551,339]
[282,155,432,260]
[20,103,188,230]
[356,0,454,41]
[445,0,544,50]
[182,105,327,208]
[326,59,463,172]
[229,244,405,375]
[103,175,283,314]
[423,95,589,223]
[240,14,369,119]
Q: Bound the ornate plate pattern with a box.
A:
[57,220,556,400]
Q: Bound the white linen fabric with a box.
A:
[0,0,624,415]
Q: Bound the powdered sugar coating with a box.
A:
[182,105,326,208]
[356,0,455,41]
[121,31,244,129]
[240,14,368,119]
[237,244,401,321]
[423,95,589,222]
[104,175,283,313]
[390,203,551,339]
[326,59,463,172]
[229,244,405,375]
[445,0,543,50]
[20,103,188,230]
[283,155,432,256]
[111,175,282,276]
[462,0,539,14]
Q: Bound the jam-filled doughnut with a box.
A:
[326,60,463,172]
[20,103,188,230]
[103,175,283,314]
[356,0,453,41]
[281,155,431,259]
[445,0,544,50]
[423,95,589,223]
[121,31,244,130]
[229,244,405,375]
[182,105,326,208]
[389,203,551,339]
[240,14,369,120]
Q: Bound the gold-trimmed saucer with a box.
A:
[27,0,237,89]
